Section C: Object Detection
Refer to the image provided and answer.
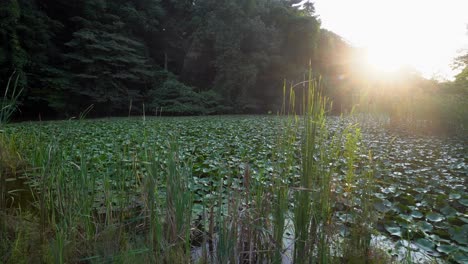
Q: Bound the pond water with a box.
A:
[3,115,467,262]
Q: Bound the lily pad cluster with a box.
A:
[3,116,467,262]
[361,120,467,263]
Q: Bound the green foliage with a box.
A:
[0,0,27,73]
[0,0,67,115]
[1,71,23,125]
[148,77,225,115]
[0,0,330,117]
[183,0,321,112]
[64,6,154,114]
[1,114,466,262]
[452,52,468,93]
[0,0,462,127]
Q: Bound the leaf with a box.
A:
[415,238,435,252]
[374,200,392,213]
[339,225,350,237]
[449,226,468,245]
[414,187,428,194]
[417,221,433,232]
[440,206,457,217]
[452,252,468,264]
[192,204,204,216]
[411,210,423,219]
[384,223,402,237]
[436,244,457,254]
[339,213,355,224]
[398,214,412,223]
[426,212,445,222]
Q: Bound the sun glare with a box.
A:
[314,0,468,80]
[366,48,404,73]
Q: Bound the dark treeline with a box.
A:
[0,0,357,118]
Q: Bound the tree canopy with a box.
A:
[1,0,464,118]
[0,0,354,117]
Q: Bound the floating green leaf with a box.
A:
[459,199,468,207]
[385,223,402,237]
[415,238,435,252]
[452,252,468,264]
[417,221,433,233]
[440,206,457,217]
[427,212,445,222]
[436,244,457,254]
[374,200,392,213]
[449,226,468,245]
[411,210,423,219]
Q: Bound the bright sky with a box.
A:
[311,0,468,80]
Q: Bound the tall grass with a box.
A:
[0,73,380,263]
[1,71,23,126]
[279,69,377,263]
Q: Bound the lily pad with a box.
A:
[429,234,451,243]
[426,212,445,222]
[384,223,402,237]
[374,199,392,213]
[440,206,457,217]
[374,193,386,199]
[398,214,412,223]
[339,225,350,237]
[414,187,428,194]
[415,238,435,252]
[459,199,468,207]
[411,210,423,219]
[449,193,461,200]
[453,252,468,264]
[449,226,468,245]
[436,244,457,254]
[339,213,355,224]
[417,221,433,232]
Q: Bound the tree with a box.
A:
[0,0,351,117]
[0,0,67,116]
[452,52,468,93]
[180,0,321,112]
[0,0,28,84]
[64,1,154,115]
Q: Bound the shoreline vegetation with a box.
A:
[0,0,466,124]
[2,74,467,263]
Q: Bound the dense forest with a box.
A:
[0,0,367,118]
[1,0,467,119]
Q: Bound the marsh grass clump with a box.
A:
[277,70,377,263]
[1,71,23,126]
[0,134,44,263]
[0,132,31,218]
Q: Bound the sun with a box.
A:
[365,47,404,74]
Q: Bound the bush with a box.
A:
[148,78,225,115]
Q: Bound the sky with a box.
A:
[311,0,468,80]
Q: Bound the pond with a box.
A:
[2,115,467,263]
